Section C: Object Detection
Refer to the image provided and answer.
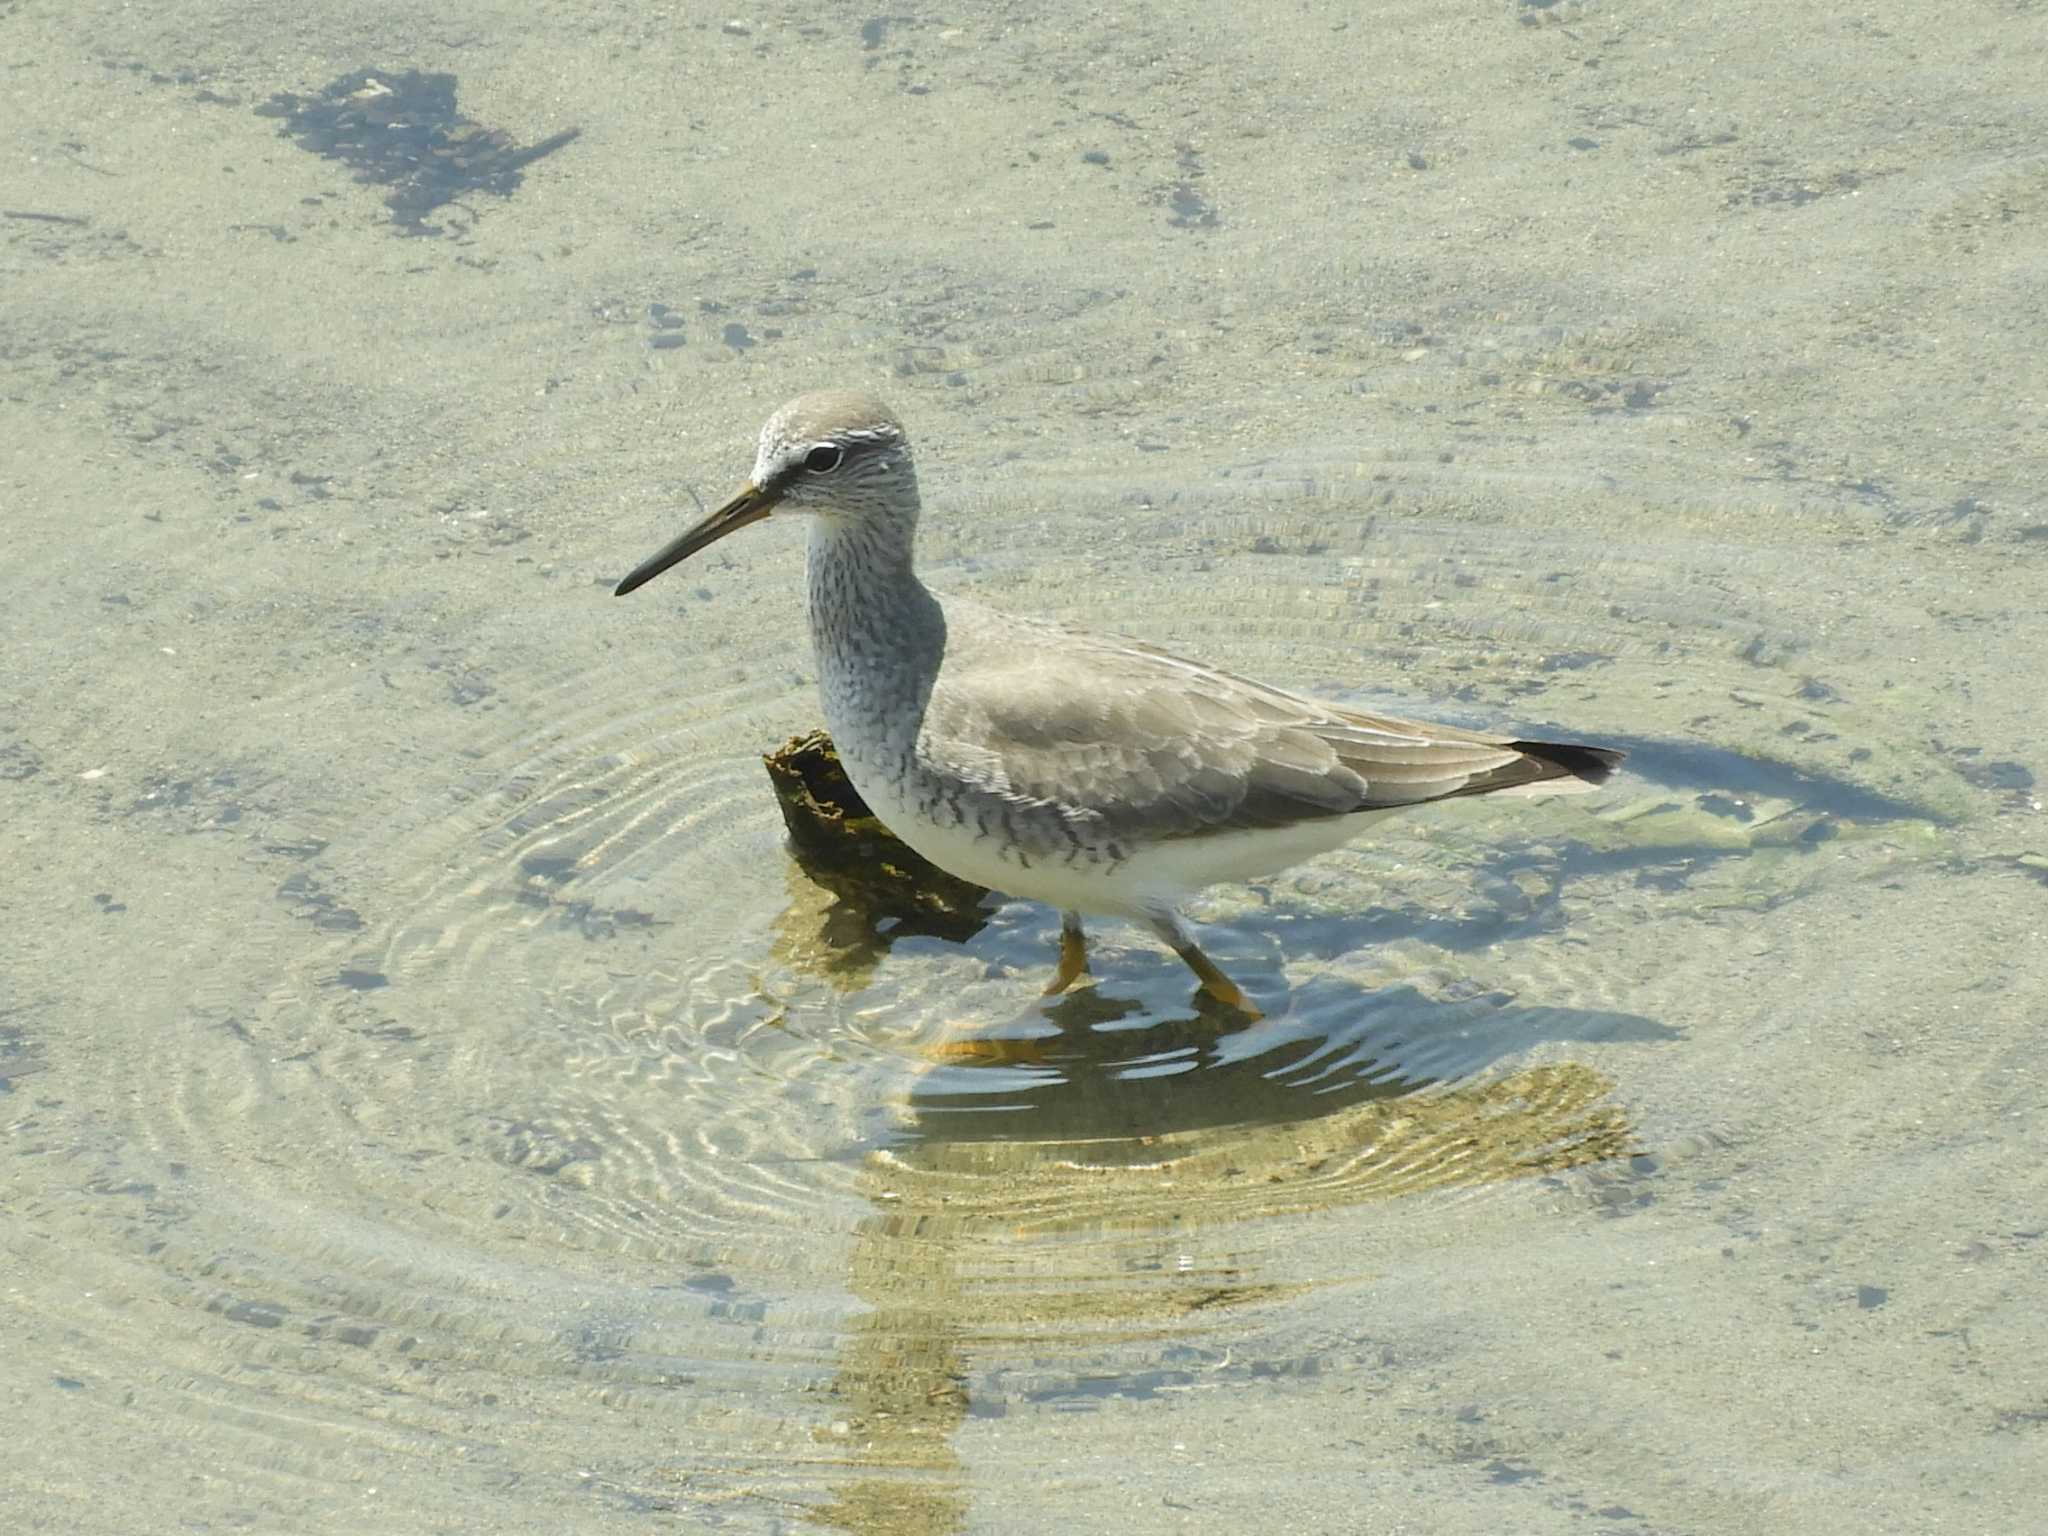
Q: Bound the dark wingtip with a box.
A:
[1511,740,1627,786]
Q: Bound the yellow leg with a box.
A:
[1174,939,1263,1019]
[1043,912,1091,996]
[923,1037,1056,1067]
[1143,909,1261,1018]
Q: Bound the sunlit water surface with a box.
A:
[6,4,2044,1533]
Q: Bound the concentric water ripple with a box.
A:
[193,471,1957,1279]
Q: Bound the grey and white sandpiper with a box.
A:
[616,391,1623,1018]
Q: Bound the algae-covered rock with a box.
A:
[763,732,991,976]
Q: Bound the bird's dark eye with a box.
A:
[804,444,843,474]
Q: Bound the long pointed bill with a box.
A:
[613,482,776,596]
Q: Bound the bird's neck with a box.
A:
[805,511,946,754]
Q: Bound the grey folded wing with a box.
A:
[918,633,1620,846]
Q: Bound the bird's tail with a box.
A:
[1498,739,1626,795]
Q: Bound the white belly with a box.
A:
[851,760,1393,918]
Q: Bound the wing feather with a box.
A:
[915,606,1619,845]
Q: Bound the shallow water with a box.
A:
[5,2,2045,1532]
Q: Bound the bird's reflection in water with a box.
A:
[905,971,1667,1159]
[800,960,1654,1536]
